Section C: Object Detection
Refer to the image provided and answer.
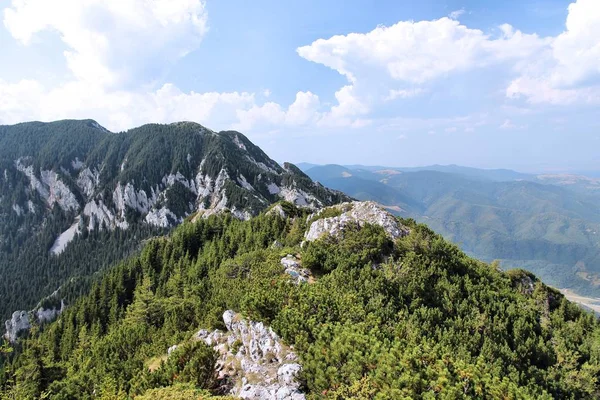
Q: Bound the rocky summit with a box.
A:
[305,201,410,242]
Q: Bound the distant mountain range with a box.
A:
[0,120,348,319]
[300,163,600,297]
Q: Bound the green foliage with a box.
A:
[302,222,393,272]
[137,384,235,400]
[2,209,600,398]
[306,164,600,297]
[0,121,350,321]
[147,341,217,390]
[306,206,344,225]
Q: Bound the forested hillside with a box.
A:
[305,164,600,298]
[1,201,599,399]
[0,120,348,321]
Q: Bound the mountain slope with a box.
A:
[2,202,600,399]
[0,120,349,320]
[304,164,600,297]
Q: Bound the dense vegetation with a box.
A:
[306,164,600,297]
[0,120,347,320]
[2,203,599,399]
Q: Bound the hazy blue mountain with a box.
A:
[304,163,600,297]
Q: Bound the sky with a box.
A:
[0,0,599,172]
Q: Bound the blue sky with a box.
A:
[1,0,599,172]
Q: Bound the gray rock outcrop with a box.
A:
[4,311,30,343]
[281,255,312,284]
[305,201,409,242]
[5,301,66,342]
[194,310,305,400]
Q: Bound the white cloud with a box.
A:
[297,18,544,85]
[0,79,256,132]
[319,85,370,127]
[506,0,600,104]
[380,113,489,134]
[506,77,600,104]
[3,0,208,88]
[0,0,277,133]
[449,9,465,20]
[499,118,527,130]
[385,88,425,101]
[1,0,598,136]
[295,15,548,127]
[551,0,600,88]
[499,119,516,129]
[233,91,322,132]
[298,1,600,108]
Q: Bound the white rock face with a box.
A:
[194,310,305,400]
[266,204,286,218]
[278,186,320,208]
[36,301,65,324]
[234,135,247,150]
[15,159,80,212]
[113,182,153,217]
[50,218,81,255]
[76,167,99,198]
[41,170,80,211]
[4,311,30,343]
[231,207,254,221]
[83,200,116,230]
[267,183,281,195]
[237,174,255,191]
[245,155,279,174]
[71,158,84,170]
[164,172,194,191]
[167,345,178,356]
[305,201,410,242]
[12,204,23,216]
[145,207,178,228]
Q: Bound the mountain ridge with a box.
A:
[0,120,350,320]
[2,201,600,398]
[302,163,600,298]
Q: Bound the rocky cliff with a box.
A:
[1,120,350,256]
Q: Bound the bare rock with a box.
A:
[4,311,30,343]
[195,310,305,400]
[305,201,409,242]
[280,255,312,284]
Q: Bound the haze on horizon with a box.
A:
[0,0,599,172]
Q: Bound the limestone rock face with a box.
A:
[5,301,65,342]
[266,204,287,218]
[36,301,65,324]
[305,201,410,242]
[194,310,305,400]
[4,311,30,343]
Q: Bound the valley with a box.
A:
[301,163,600,299]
